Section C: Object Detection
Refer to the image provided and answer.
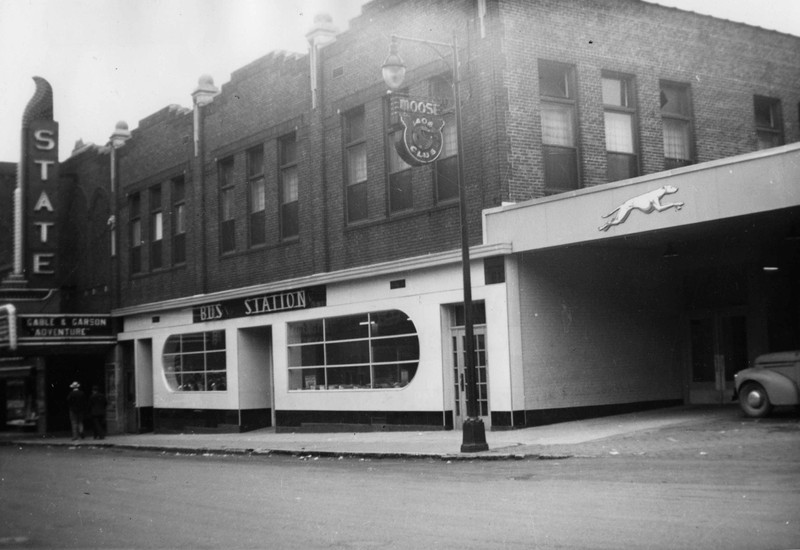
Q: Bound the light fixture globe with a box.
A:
[382,39,406,90]
[109,120,131,149]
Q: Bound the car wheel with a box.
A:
[739,382,772,418]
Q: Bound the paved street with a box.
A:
[2,406,799,549]
[1,444,798,550]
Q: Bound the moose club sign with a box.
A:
[390,95,446,166]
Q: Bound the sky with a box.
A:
[1,0,798,163]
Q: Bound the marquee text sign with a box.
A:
[390,95,446,166]
[17,314,114,344]
[192,286,326,323]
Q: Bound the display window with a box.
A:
[287,310,419,390]
[163,330,227,391]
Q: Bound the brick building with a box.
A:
[3,0,799,434]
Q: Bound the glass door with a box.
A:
[689,312,748,404]
[451,327,490,429]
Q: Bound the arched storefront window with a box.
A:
[287,310,419,390]
[163,330,227,391]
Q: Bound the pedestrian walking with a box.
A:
[88,385,108,440]
[67,382,87,440]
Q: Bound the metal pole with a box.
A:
[452,31,488,452]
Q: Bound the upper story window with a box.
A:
[385,93,413,214]
[345,107,368,223]
[163,330,227,392]
[431,76,459,203]
[754,96,784,150]
[279,133,299,240]
[602,74,639,182]
[218,158,236,254]
[247,146,266,247]
[172,175,186,265]
[287,310,419,390]
[129,192,142,274]
[149,184,163,270]
[660,82,694,169]
[539,60,579,193]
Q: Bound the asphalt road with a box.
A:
[1,444,798,549]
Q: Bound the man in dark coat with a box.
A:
[67,382,87,440]
[88,385,108,440]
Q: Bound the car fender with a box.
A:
[736,370,799,405]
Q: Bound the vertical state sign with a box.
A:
[22,77,59,286]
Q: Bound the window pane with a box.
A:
[602,78,626,106]
[219,160,234,187]
[372,336,419,363]
[347,181,367,222]
[604,111,634,153]
[436,155,459,202]
[543,146,578,191]
[282,167,299,203]
[441,116,457,157]
[663,119,691,160]
[281,136,297,165]
[348,143,367,183]
[221,219,236,252]
[221,188,235,220]
[541,103,574,147]
[370,310,416,336]
[346,109,365,142]
[250,179,265,213]
[373,363,417,388]
[390,170,412,212]
[326,314,369,340]
[174,204,185,234]
[247,147,264,178]
[173,233,186,264]
[389,133,412,173]
[539,63,570,98]
[327,365,371,388]
[131,219,142,245]
[152,212,163,240]
[281,201,299,239]
[660,86,689,115]
[326,340,370,365]
[289,367,326,390]
[288,319,324,344]
[607,152,638,182]
[288,344,325,367]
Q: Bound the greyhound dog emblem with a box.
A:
[598,185,684,232]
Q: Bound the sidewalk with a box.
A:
[3,405,749,460]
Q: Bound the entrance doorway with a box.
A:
[451,327,490,428]
[688,312,748,404]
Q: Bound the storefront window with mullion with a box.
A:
[287,310,419,390]
[345,107,368,223]
[163,330,227,392]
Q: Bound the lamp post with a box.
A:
[382,32,488,452]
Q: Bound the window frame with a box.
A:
[538,60,580,194]
[754,95,784,150]
[659,81,695,169]
[129,192,142,274]
[246,145,266,248]
[149,184,163,270]
[344,106,368,224]
[171,175,186,265]
[218,157,236,254]
[602,72,640,182]
[279,133,300,240]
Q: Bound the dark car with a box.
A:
[734,350,800,417]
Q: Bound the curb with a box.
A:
[1,438,567,462]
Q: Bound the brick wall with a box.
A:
[78,0,799,309]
